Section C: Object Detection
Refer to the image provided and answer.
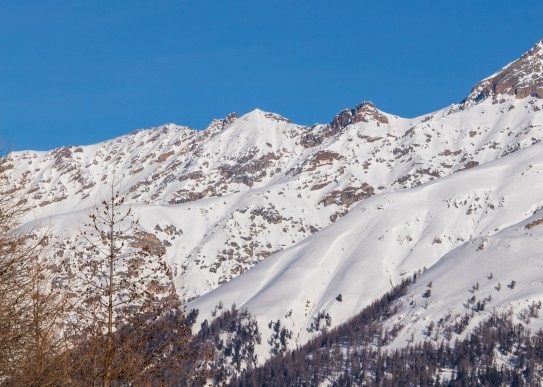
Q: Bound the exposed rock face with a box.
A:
[206,112,239,132]
[322,184,375,207]
[218,152,279,187]
[300,101,389,148]
[250,206,283,224]
[463,39,543,105]
[168,188,213,204]
[331,101,389,131]
[298,151,343,173]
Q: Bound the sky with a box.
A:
[1,1,543,151]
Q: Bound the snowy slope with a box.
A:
[190,138,543,355]
[12,93,543,300]
[6,37,543,359]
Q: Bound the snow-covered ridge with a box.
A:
[6,38,543,358]
[462,38,543,107]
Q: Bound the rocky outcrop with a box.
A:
[463,39,543,105]
[301,151,343,173]
[322,183,375,207]
[250,206,283,224]
[206,112,239,132]
[218,152,280,187]
[168,188,212,204]
[331,102,389,131]
[300,102,389,148]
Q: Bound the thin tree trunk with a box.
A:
[104,194,115,387]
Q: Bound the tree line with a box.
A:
[232,277,543,386]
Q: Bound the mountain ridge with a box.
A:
[462,38,543,107]
[6,37,543,364]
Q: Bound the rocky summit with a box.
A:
[463,38,543,105]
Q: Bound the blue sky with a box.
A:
[1,1,543,151]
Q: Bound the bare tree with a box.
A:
[69,179,197,386]
[0,164,34,378]
[10,254,74,386]
[0,158,72,385]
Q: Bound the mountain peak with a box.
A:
[246,108,266,116]
[331,101,389,130]
[239,108,292,124]
[462,38,543,106]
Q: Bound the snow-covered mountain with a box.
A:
[7,38,543,359]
